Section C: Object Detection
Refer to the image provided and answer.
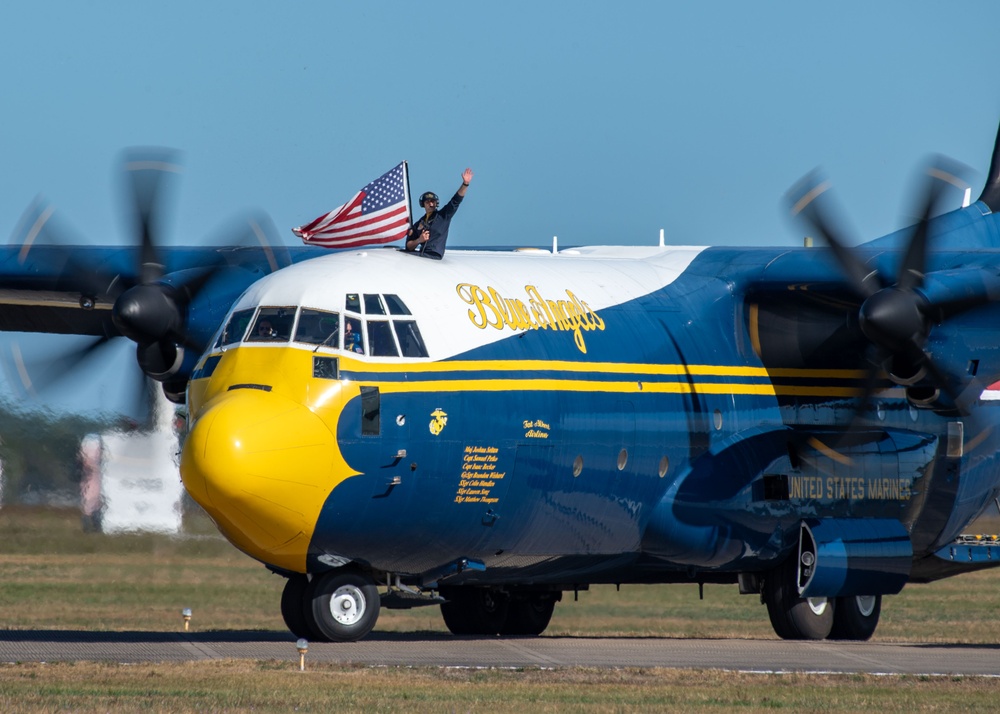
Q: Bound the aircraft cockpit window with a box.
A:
[217,308,255,347]
[384,294,412,315]
[363,294,386,315]
[346,294,361,313]
[294,308,340,347]
[367,321,399,357]
[247,307,295,342]
[344,316,365,354]
[393,320,429,358]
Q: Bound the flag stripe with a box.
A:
[307,216,411,245]
[307,232,405,249]
[323,212,407,238]
[324,203,405,232]
[298,193,362,233]
[294,162,410,250]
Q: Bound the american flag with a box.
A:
[293,161,411,248]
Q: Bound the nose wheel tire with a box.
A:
[829,594,882,640]
[306,569,380,642]
[763,555,834,640]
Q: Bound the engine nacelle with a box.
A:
[796,518,912,598]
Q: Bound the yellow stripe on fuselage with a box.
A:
[190,346,869,409]
[334,355,869,381]
[369,378,779,396]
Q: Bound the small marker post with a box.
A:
[296,638,309,671]
[181,608,192,631]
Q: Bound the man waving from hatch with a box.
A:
[405,167,473,260]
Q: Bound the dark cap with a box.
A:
[419,191,439,207]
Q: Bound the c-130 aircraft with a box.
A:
[4,122,1000,643]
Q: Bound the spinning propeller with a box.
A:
[7,148,287,415]
[786,157,990,416]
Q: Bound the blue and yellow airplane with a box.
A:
[4,128,1000,643]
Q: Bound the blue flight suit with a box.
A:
[408,191,464,260]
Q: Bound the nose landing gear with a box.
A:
[280,569,381,643]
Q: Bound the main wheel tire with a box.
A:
[440,587,510,635]
[763,555,835,640]
[280,575,313,639]
[501,594,556,636]
[306,570,380,642]
[829,594,882,641]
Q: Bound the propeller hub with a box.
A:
[859,288,928,353]
[112,284,182,344]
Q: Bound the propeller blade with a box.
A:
[786,170,880,299]
[831,346,888,445]
[8,199,125,302]
[897,156,972,292]
[3,335,115,398]
[153,211,290,358]
[202,211,292,274]
[121,148,181,285]
[245,211,291,274]
[125,370,156,430]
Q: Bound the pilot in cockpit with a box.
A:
[257,320,277,339]
[344,318,364,354]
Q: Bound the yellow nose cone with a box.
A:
[181,388,344,573]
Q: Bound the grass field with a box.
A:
[1,505,999,711]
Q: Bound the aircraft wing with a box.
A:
[0,243,320,335]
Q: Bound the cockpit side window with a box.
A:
[344,316,365,354]
[217,308,255,347]
[294,308,340,347]
[247,307,296,342]
[346,294,361,313]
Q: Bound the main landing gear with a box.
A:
[439,586,559,636]
[762,554,882,641]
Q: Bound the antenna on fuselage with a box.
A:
[659,228,665,247]
[552,235,558,254]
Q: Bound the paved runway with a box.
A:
[1,630,998,675]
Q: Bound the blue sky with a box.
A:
[1,1,999,416]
